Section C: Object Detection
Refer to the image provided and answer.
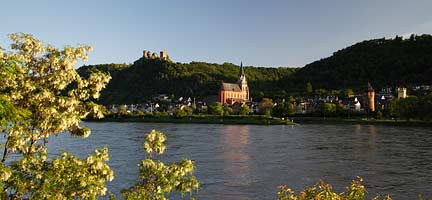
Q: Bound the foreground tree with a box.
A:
[122,130,199,200]
[277,177,392,200]
[0,33,113,199]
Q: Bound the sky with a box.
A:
[1,0,432,67]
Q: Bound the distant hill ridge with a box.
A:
[78,34,432,105]
[291,34,432,90]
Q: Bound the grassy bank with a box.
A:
[87,115,432,126]
[292,117,432,127]
[88,115,296,125]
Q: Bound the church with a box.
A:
[218,63,250,105]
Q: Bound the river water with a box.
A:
[45,122,432,199]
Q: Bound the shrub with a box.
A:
[277,177,392,200]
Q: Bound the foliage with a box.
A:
[305,82,313,94]
[388,99,400,118]
[291,35,432,91]
[174,108,186,118]
[223,106,233,116]
[343,89,354,98]
[174,106,193,118]
[122,130,199,200]
[277,177,392,200]
[183,106,193,116]
[318,103,337,117]
[26,148,114,199]
[0,95,29,126]
[143,130,167,156]
[208,102,223,116]
[388,95,432,120]
[238,104,250,115]
[258,98,274,116]
[417,93,432,119]
[375,111,383,120]
[397,97,419,121]
[118,105,130,117]
[0,33,113,199]
[273,102,295,118]
[78,60,298,105]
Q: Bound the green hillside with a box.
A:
[79,59,297,105]
[289,34,432,91]
[78,34,432,105]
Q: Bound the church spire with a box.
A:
[239,61,245,77]
[238,61,247,85]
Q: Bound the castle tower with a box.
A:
[397,87,407,99]
[143,50,150,58]
[151,52,159,59]
[367,82,375,112]
[160,50,168,60]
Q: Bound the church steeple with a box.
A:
[239,62,245,77]
[238,62,246,84]
[237,62,249,100]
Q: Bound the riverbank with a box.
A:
[292,117,432,127]
[88,115,296,125]
[87,115,432,126]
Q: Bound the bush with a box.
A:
[223,106,233,116]
[238,104,251,115]
[209,102,223,116]
[272,102,295,118]
[278,177,392,200]
[375,111,383,120]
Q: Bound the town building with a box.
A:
[218,62,250,105]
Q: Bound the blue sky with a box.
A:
[1,0,432,67]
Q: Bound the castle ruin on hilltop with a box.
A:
[143,50,169,61]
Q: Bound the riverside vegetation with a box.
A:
[97,102,294,125]
[0,33,423,199]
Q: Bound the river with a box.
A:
[46,122,432,199]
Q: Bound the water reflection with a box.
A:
[222,125,250,185]
[367,125,377,151]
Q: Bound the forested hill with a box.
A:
[78,34,432,105]
[78,59,297,105]
[288,34,432,91]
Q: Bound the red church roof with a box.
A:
[220,83,241,92]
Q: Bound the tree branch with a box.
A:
[1,137,10,162]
